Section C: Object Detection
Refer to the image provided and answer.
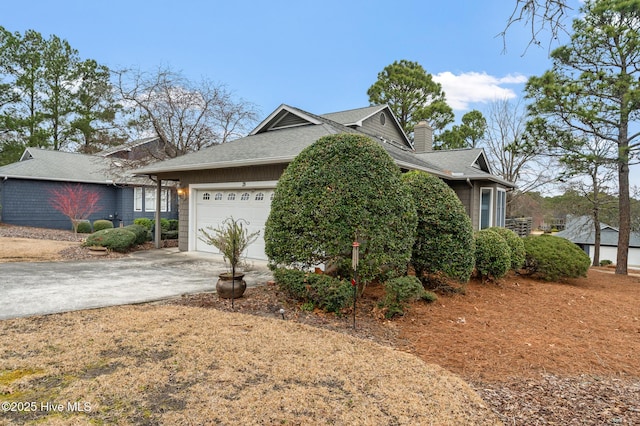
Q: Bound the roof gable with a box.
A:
[251,104,322,135]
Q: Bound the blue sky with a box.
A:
[4,0,583,117]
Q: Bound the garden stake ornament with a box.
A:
[352,240,359,330]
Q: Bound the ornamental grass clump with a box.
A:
[199,217,260,273]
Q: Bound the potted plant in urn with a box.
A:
[199,217,260,301]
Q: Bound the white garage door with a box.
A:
[193,187,275,260]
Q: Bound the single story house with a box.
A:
[135,104,514,260]
[0,144,178,231]
[555,215,640,267]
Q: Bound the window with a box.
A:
[480,188,493,229]
[255,192,264,201]
[240,192,250,201]
[134,187,143,212]
[227,193,236,201]
[270,193,275,201]
[144,188,170,212]
[202,192,211,200]
[496,189,506,227]
[214,192,223,200]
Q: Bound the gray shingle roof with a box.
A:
[134,104,514,187]
[555,215,640,248]
[320,105,386,126]
[0,148,144,185]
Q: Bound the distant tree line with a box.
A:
[0,26,258,166]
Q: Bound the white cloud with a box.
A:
[433,71,528,111]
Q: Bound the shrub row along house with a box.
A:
[134,104,514,260]
[0,138,178,230]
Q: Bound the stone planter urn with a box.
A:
[216,272,247,299]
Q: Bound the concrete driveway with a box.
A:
[0,248,273,320]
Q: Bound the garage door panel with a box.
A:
[194,189,273,260]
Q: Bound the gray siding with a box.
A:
[360,112,407,147]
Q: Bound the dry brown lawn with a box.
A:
[0,237,80,262]
[0,306,499,425]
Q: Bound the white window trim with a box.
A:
[134,187,143,212]
[144,188,170,212]
[496,188,506,228]
[479,187,494,230]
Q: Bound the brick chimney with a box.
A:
[413,121,433,153]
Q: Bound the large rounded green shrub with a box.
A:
[489,227,525,270]
[522,235,591,281]
[474,229,511,281]
[84,228,136,252]
[402,170,475,283]
[265,134,417,285]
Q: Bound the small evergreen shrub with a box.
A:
[134,218,153,230]
[489,227,526,270]
[381,276,430,318]
[76,220,92,234]
[273,268,354,313]
[84,228,136,252]
[600,259,613,267]
[169,219,179,231]
[164,230,179,240]
[522,235,591,281]
[474,229,511,281]
[123,224,149,245]
[93,219,114,232]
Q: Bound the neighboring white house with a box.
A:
[555,216,640,267]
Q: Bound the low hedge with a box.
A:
[123,224,150,245]
[273,268,354,313]
[134,218,153,230]
[522,235,591,281]
[489,227,525,270]
[84,228,137,252]
[93,219,114,232]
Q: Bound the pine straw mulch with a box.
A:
[166,272,640,425]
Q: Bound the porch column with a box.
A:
[155,177,162,249]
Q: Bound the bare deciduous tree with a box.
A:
[115,66,259,164]
[501,0,573,52]
[482,98,558,216]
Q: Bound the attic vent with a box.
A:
[380,113,386,126]
[270,111,310,130]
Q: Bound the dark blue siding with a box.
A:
[0,179,119,230]
[0,179,177,230]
